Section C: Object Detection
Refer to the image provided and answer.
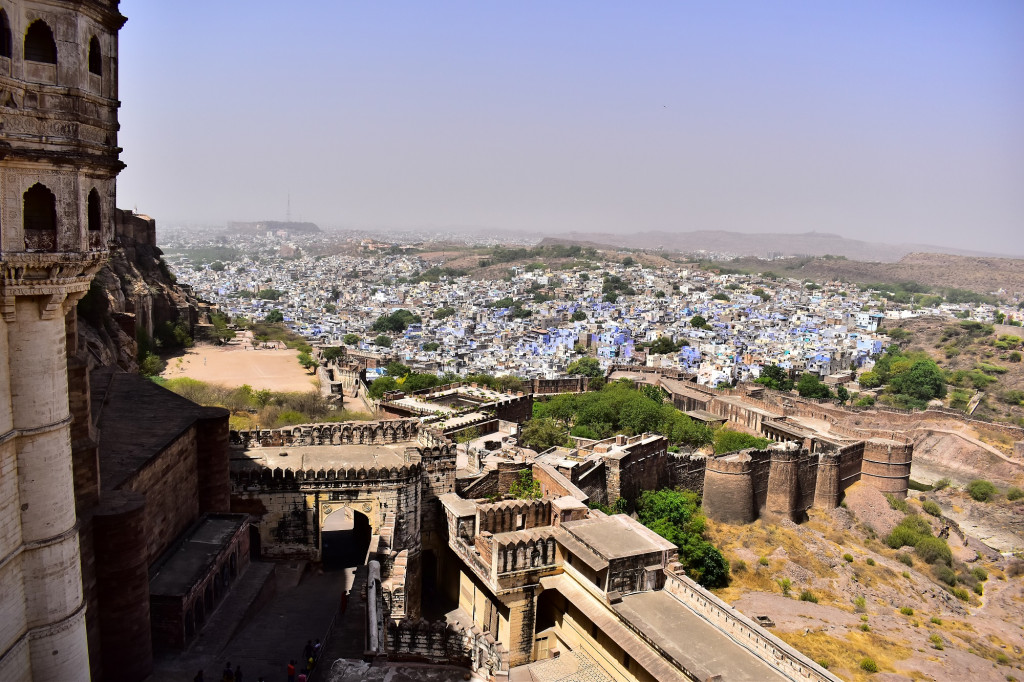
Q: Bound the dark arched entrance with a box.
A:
[321,507,371,570]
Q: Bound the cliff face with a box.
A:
[76,210,200,372]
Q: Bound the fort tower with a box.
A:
[0,0,124,678]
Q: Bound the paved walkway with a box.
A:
[150,562,350,682]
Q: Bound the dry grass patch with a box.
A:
[974,426,1017,455]
[774,629,912,681]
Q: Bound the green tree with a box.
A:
[209,260,226,272]
[373,334,392,347]
[888,357,947,403]
[636,489,729,588]
[571,310,587,322]
[423,341,441,352]
[509,469,542,499]
[432,306,456,320]
[372,309,421,333]
[297,352,318,373]
[648,336,680,355]
[755,364,793,391]
[367,376,398,399]
[343,333,361,345]
[858,370,882,389]
[713,429,770,455]
[520,417,568,451]
[836,385,850,404]
[690,314,708,329]
[566,357,603,378]
[321,346,345,362]
[797,373,832,399]
[265,310,284,323]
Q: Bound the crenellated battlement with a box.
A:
[229,418,421,448]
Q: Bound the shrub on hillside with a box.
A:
[933,564,957,586]
[967,479,997,502]
[921,500,942,517]
[916,537,953,566]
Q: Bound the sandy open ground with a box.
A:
[160,343,318,393]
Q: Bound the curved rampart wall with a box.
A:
[703,457,756,524]
[861,439,912,497]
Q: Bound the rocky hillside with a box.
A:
[887,317,1024,426]
[710,483,1024,681]
[76,210,202,372]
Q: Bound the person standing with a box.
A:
[287,660,296,682]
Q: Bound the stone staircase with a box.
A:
[318,564,369,667]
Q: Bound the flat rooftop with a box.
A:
[92,367,225,492]
[150,514,248,597]
[615,590,790,681]
[562,515,675,560]
[236,443,408,471]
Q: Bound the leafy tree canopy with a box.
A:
[636,489,729,588]
[797,373,833,400]
[520,417,569,451]
[372,309,421,333]
[754,364,793,391]
[566,357,603,378]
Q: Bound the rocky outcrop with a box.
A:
[76,209,200,371]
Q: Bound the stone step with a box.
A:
[185,560,277,658]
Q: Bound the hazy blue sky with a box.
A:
[117,1,1023,251]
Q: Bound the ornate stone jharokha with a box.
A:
[1,1,126,679]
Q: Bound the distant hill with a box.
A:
[228,220,321,234]
[540,230,1015,262]
[717,252,1024,300]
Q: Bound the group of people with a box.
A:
[192,638,321,682]
[193,663,259,682]
[286,638,324,682]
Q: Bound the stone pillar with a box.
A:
[502,587,537,667]
[0,315,31,682]
[93,491,152,682]
[8,297,90,681]
[195,407,231,513]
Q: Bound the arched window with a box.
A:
[1,10,13,59]
[88,36,101,75]
[24,20,56,64]
[23,183,58,251]
[88,188,101,232]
